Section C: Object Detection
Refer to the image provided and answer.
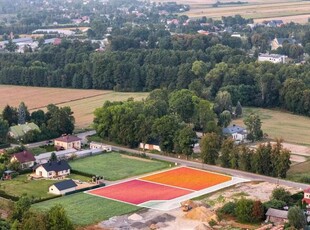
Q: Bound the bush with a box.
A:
[263,199,286,210]
[220,202,236,215]
[209,219,217,227]
[271,187,291,204]
[71,169,93,178]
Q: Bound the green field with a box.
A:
[69,152,170,181]
[234,107,310,146]
[0,174,90,199]
[32,193,141,226]
[287,160,310,183]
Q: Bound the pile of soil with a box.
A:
[181,200,202,209]
[194,223,213,230]
[185,206,216,222]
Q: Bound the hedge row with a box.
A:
[0,190,19,201]
[32,195,62,204]
[71,169,93,178]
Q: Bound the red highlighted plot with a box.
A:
[140,167,231,191]
[88,179,191,205]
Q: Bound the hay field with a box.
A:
[158,0,310,23]
[0,85,148,129]
[233,107,310,146]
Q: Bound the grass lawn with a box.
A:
[69,152,170,181]
[233,107,310,146]
[0,174,56,199]
[0,174,90,199]
[32,193,141,226]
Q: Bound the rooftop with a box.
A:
[54,135,82,143]
[12,150,35,163]
[53,179,77,191]
[222,125,246,135]
[35,160,71,172]
[266,208,288,219]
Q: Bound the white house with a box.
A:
[34,160,71,178]
[258,53,287,64]
[49,179,77,195]
[10,150,36,169]
[139,141,161,152]
[222,125,247,142]
[89,142,112,152]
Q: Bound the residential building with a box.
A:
[89,142,112,152]
[302,187,310,215]
[49,179,77,195]
[258,53,287,64]
[34,160,71,178]
[139,141,161,152]
[222,124,247,142]
[265,208,288,224]
[8,123,40,140]
[54,135,82,150]
[10,150,35,169]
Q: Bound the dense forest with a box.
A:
[1,34,310,116]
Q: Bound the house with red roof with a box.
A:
[54,135,82,150]
[303,187,310,205]
[10,150,36,169]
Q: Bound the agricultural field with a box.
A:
[69,152,170,181]
[234,107,310,146]
[156,0,310,23]
[0,85,148,129]
[31,193,141,226]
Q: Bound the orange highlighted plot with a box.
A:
[140,167,231,191]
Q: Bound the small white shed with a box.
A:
[49,179,77,195]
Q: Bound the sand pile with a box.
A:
[181,200,202,209]
[194,223,213,230]
[185,206,216,222]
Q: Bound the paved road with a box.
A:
[111,145,309,190]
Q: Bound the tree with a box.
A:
[21,212,47,230]
[47,205,74,230]
[288,206,306,229]
[49,152,57,162]
[244,113,263,142]
[152,115,181,153]
[234,101,242,118]
[174,126,196,158]
[271,187,291,204]
[200,133,220,164]
[0,118,9,143]
[11,195,32,221]
[5,40,17,52]
[169,89,195,123]
[214,91,232,115]
[251,200,264,223]
[218,110,231,128]
[235,198,254,223]
[18,102,29,125]
[2,105,18,126]
[220,138,234,168]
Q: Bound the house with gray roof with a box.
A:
[34,160,71,178]
[49,179,77,195]
[265,208,288,224]
[222,124,247,143]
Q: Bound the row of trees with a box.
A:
[94,89,217,154]
[201,138,291,178]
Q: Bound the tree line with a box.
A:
[201,137,291,178]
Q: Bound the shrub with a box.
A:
[220,202,236,215]
[263,199,286,210]
[271,187,291,204]
[209,219,217,227]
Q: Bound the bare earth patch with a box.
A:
[121,154,153,162]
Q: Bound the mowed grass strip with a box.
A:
[69,152,170,181]
[32,193,141,226]
[233,107,310,146]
